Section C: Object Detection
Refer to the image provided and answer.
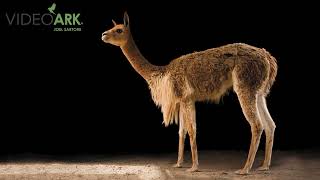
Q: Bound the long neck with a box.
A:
[120,34,162,80]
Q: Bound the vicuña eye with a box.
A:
[116,29,123,33]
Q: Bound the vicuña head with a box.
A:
[102,12,130,47]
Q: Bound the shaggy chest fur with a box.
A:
[147,71,231,126]
[148,74,182,127]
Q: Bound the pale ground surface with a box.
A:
[0,150,319,180]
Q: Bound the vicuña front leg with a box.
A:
[235,93,263,175]
[173,105,187,168]
[181,101,199,172]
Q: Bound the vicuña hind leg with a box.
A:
[257,95,276,171]
[181,101,199,172]
[235,92,264,175]
[173,105,187,168]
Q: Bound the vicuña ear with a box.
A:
[123,12,129,27]
[112,19,117,26]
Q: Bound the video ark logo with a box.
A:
[5,3,83,31]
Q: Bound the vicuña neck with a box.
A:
[120,34,162,80]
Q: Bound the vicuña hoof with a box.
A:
[235,168,249,175]
[172,163,182,168]
[186,166,199,172]
[257,166,270,171]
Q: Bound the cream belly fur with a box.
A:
[102,12,277,175]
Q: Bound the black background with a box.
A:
[1,0,319,154]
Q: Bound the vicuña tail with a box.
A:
[264,50,278,95]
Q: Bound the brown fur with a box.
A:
[102,12,277,174]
